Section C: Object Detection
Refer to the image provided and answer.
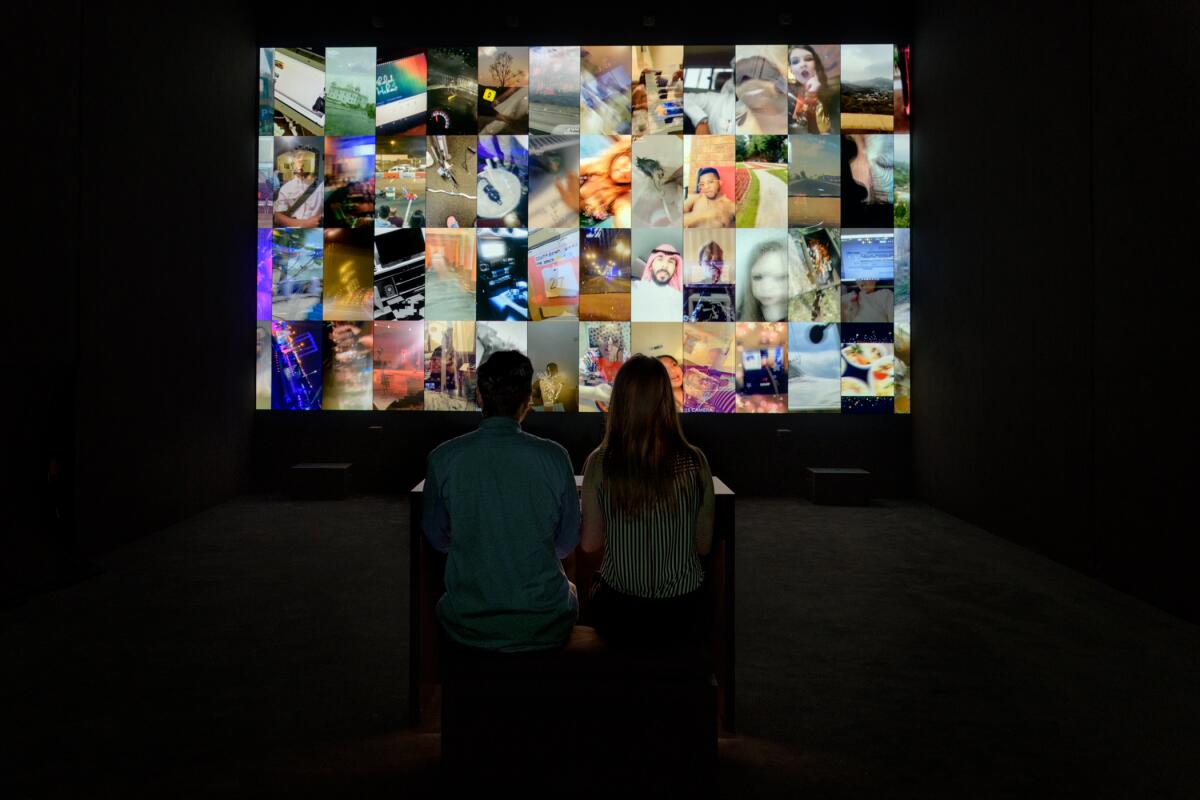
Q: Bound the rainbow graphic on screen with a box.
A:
[376,54,428,134]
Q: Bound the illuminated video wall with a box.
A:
[256,44,911,413]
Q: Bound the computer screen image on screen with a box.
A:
[257,42,912,414]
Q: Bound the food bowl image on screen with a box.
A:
[841,342,888,370]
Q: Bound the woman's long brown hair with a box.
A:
[600,354,699,516]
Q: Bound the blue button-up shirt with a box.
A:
[423,416,580,652]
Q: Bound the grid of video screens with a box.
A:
[256,44,912,413]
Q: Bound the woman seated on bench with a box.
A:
[580,355,715,645]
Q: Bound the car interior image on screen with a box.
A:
[257,43,912,413]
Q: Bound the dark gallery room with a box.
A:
[5,1,1199,797]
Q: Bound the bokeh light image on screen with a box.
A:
[256,42,912,414]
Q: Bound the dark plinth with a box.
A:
[806,467,871,506]
[440,625,717,792]
[288,462,352,499]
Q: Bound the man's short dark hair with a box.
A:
[478,350,534,417]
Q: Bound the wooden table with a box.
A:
[409,475,736,732]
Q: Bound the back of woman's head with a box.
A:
[601,354,698,516]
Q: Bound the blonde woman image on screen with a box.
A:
[579,138,633,227]
[738,238,791,322]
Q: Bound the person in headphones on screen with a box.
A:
[422,350,580,652]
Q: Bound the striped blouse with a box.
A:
[596,449,706,599]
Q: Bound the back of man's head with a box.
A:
[477,350,534,418]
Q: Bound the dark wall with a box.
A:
[67,2,256,550]
[913,0,1197,621]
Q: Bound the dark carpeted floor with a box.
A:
[2,495,1197,798]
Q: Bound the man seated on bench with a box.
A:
[422,350,580,652]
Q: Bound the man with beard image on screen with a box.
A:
[683,167,735,228]
[632,242,684,321]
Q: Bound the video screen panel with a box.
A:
[257,42,912,414]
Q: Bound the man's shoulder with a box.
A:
[428,428,482,463]
[517,429,571,462]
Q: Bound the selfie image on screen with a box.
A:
[375,136,426,229]
[632,46,684,136]
[787,322,840,412]
[529,135,580,228]
[683,322,736,413]
[789,226,841,322]
[322,321,373,410]
[324,227,374,321]
[682,45,735,135]
[734,135,788,228]
[376,49,427,136]
[325,47,376,136]
[894,134,910,227]
[579,321,630,412]
[841,44,894,134]
[841,229,894,282]
[478,46,529,135]
[273,137,324,228]
[258,137,274,228]
[632,322,685,412]
[476,228,529,321]
[373,320,424,410]
[580,46,632,135]
[272,228,323,321]
[579,135,632,228]
[476,135,529,228]
[424,228,476,321]
[424,321,477,411]
[255,321,272,410]
[528,228,579,321]
[272,47,325,136]
[840,322,894,413]
[372,227,425,321]
[426,48,478,134]
[632,228,685,323]
[529,46,581,135]
[579,228,631,321]
[684,135,735,229]
[324,136,376,228]
[528,319,579,412]
[736,229,790,323]
[425,135,477,227]
[735,322,787,413]
[272,320,323,410]
[842,133,893,227]
[631,134,685,228]
[787,44,840,135]
[734,45,789,135]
